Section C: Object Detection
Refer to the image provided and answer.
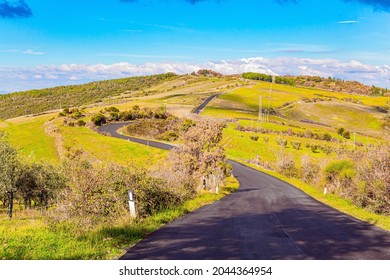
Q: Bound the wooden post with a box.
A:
[7,190,13,219]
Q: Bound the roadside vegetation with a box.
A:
[0,112,236,259]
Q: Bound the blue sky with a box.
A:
[0,0,390,92]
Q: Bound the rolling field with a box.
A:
[204,81,390,120]
[0,115,59,163]
[58,123,167,165]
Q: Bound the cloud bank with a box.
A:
[1,57,389,93]
[0,0,32,18]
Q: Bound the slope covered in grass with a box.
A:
[0,116,59,163]
[0,73,178,120]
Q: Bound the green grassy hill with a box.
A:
[0,73,177,120]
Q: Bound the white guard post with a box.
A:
[128,190,136,218]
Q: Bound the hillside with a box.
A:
[242,72,390,98]
[0,73,177,120]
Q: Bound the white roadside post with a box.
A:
[128,190,136,219]
[213,174,219,194]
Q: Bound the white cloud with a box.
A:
[1,57,389,93]
[337,20,359,24]
[22,50,45,55]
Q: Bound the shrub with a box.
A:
[104,106,119,113]
[161,131,179,142]
[342,131,351,139]
[352,145,390,214]
[263,136,269,143]
[108,112,120,121]
[275,152,297,178]
[304,130,313,138]
[324,160,355,195]
[276,137,288,148]
[54,161,186,228]
[337,127,345,135]
[250,135,259,141]
[322,132,332,141]
[291,141,301,150]
[91,113,107,126]
[310,145,319,153]
[77,120,86,127]
[300,155,320,184]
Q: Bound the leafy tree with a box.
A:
[0,133,20,218]
[168,119,227,192]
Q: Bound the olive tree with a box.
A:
[0,133,20,218]
[165,119,227,192]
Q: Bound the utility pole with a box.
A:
[267,75,274,122]
[258,95,263,131]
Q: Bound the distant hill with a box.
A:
[0,73,177,120]
[2,70,389,120]
[242,72,390,97]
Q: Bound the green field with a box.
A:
[58,123,166,165]
[204,82,390,123]
[0,116,59,163]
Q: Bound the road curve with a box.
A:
[97,96,390,260]
[193,94,220,114]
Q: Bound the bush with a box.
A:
[352,145,390,214]
[304,130,313,138]
[322,132,332,141]
[342,131,351,139]
[53,161,186,228]
[324,160,355,194]
[250,135,259,141]
[77,120,86,127]
[300,155,320,184]
[161,131,179,142]
[291,141,301,150]
[337,127,345,135]
[310,145,319,153]
[91,113,107,126]
[275,152,297,178]
[276,137,288,148]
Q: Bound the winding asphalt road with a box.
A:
[98,95,390,260]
